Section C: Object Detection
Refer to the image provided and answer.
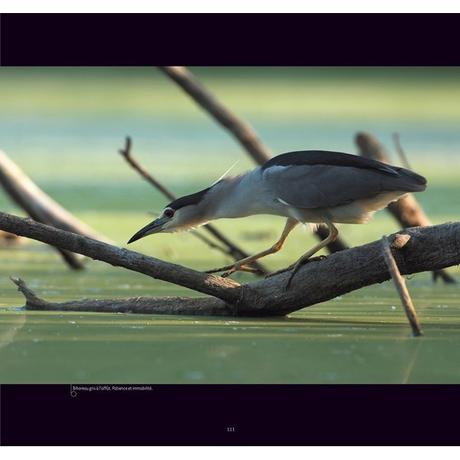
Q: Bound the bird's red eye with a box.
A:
[164,208,174,218]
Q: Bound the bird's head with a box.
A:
[127,187,213,244]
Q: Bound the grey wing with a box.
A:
[263,164,386,209]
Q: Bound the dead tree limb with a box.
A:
[381,235,423,336]
[0,150,112,269]
[355,132,455,284]
[3,211,460,321]
[0,211,240,303]
[119,136,268,275]
[158,66,348,254]
[159,66,271,165]
[11,277,231,316]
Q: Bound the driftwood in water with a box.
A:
[118,136,268,275]
[159,66,349,254]
[159,66,271,165]
[0,150,111,269]
[3,211,459,325]
[11,277,233,316]
[355,132,455,284]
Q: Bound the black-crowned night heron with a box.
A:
[128,150,427,288]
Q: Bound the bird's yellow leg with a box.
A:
[206,218,298,277]
[282,221,339,289]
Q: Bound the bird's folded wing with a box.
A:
[263,164,386,209]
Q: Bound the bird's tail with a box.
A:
[390,166,427,192]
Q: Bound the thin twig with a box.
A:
[381,236,423,337]
[392,133,412,170]
[158,66,349,254]
[119,136,268,275]
[119,137,175,200]
[10,277,48,308]
[185,230,229,253]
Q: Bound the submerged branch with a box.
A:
[11,277,232,316]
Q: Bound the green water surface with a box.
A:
[0,67,459,383]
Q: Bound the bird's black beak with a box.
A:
[127,218,166,244]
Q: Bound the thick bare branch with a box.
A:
[118,136,268,274]
[0,211,241,304]
[355,132,455,284]
[3,211,460,321]
[159,66,348,254]
[159,66,271,165]
[243,222,460,316]
[0,150,111,269]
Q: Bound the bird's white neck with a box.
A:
[201,169,267,220]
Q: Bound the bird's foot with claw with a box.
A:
[284,255,327,289]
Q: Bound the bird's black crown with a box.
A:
[167,186,212,210]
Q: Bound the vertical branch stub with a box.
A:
[381,236,423,337]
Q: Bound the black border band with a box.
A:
[1,13,459,65]
[1,384,459,445]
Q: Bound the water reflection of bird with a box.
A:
[128,150,427,289]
